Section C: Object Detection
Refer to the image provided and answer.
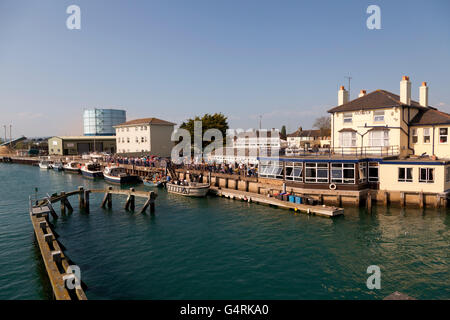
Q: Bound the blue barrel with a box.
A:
[295,196,302,204]
[289,195,295,203]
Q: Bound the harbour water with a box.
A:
[0,163,448,300]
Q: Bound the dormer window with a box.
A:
[343,113,353,124]
[374,110,385,122]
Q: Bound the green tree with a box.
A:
[179,113,229,148]
[280,125,287,137]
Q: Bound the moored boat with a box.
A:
[166,182,210,197]
[52,162,64,171]
[103,166,139,185]
[38,160,51,169]
[80,162,103,179]
[63,161,81,174]
[143,179,163,187]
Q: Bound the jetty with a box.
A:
[211,187,343,218]
[29,187,157,300]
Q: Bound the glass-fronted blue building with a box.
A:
[83,108,126,136]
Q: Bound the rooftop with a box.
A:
[287,128,331,138]
[410,108,450,126]
[327,89,425,113]
[50,136,116,140]
[114,117,176,127]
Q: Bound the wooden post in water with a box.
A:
[383,191,389,206]
[64,197,73,213]
[60,191,66,215]
[78,187,84,209]
[84,190,90,213]
[125,188,135,211]
[101,187,113,209]
[400,192,405,208]
[140,191,156,214]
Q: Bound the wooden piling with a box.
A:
[383,191,389,206]
[366,192,372,214]
[400,192,405,208]
[84,190,90,213]
[60,191,66,215]
[78,187,84,209]
[125,188,135,211]
[101,187,113,209]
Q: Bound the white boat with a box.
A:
[52,162,64,171]
[103,166,140,185]
[166,182,210,197]
[38,160,51,169]
[80,162,103,179]
[63,161,81,174]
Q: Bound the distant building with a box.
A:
[114,117,176,157]
[287,128,331,149]
[48,136,116,155]
[83,108,126,136]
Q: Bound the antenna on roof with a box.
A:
[345,76,352,99]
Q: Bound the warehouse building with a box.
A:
[48,136,116,155]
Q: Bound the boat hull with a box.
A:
[104,174,140,185]
[81,170,103,179]
[64,168,81,174]
[167,183,209,197]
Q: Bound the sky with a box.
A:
[0,0,449,138]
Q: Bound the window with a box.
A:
[258,161,283,179]
[305,163,329,183]
[368,162,379,182]
[331,163,355,184]
[423,128,431,143]
[369,130,389,147]
[340,132,357,147]
[398,168,413,182]
[419,168,434,183]
[412,129,418,144]
[127,137,130,143]
[285,162,303,182]
[440,128,448,143]
[374,110,385,122]
[343,113,353,124]
[446,167,450,182]
[359,162,367,183]
[141,137,145,143]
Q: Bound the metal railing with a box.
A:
[285,145,400,157]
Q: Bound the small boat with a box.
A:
[63,161,81,174]
[103,166,139,185]
[38,160,51,169]
[80,162,103,179]
[52,162,64,171]
[166,182,210,197]
[143,179,163,187]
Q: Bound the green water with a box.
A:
[0,163,448,300]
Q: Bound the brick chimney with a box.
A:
[419,82,428,107]
[400,76,411,105]
[338,86,349,106]
[358,90,367,98]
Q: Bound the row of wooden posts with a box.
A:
[50,187,157,215]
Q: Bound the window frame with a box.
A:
[373,110,385,122]
[343,113,353,124]
[412,128,418,144]
[398,167,413,182]
[419,167,434,183]
[439,128,448,144]
[423,128,431,144]
[368,162,379,182]
[305,162,329,183]
[331,163,356,184]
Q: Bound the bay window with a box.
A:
[369,130,389,147]
[340,131,357,147]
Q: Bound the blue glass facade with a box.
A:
[83,109,126,136]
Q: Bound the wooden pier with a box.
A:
[211,187,344,218]
[30,187,157,300]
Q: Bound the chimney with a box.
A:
[420,82,428,107]
[358,90,367,98]
[298,126,302,132]
[400,76,411,105]
[338,86,349,106]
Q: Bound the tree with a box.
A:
[313,116,331,135]
[280,125,287,137]
[179,113,229,148]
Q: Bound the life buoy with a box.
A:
[329,183,337,190]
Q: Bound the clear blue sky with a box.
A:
[1,0,449,137]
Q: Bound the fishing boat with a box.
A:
[38,160,51,169]
[166,182,210,197]
[80,162,103,179]
[103,166,139,185]
[63,161,81,174]
[52,162,64,171]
